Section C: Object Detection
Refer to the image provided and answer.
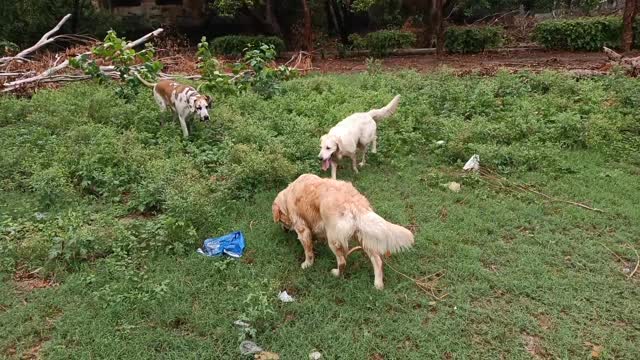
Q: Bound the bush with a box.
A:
[349,30,417,57]
[444,26,504,53]
[210,35,285,56]
[533,16,640,51]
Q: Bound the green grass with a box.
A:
[1,71,640,359]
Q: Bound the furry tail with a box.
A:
[133,72,156,88]
[356,211,414,255]
[367,95,400,122]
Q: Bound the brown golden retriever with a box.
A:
[272,174,414,289]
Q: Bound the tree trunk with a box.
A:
[328,0,350,44]
[71,0,81,33]
[264,0,283,36]
[301,0,313,51]
[434,0,445,54]
[622,0,637,52]
[421,0,434,48]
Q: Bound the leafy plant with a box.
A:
[198,39,296,98]
[0,40,18,56]
[349,30,416,58]
[444,26,504,54]
[210,35,285,56]
[533,16,640,51]
[70,30,163,102]
[365,57,384,75]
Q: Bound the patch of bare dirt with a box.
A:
[312,49,640,75]
[13,269,58,293]
[522,333,548,359]
[536,314,553,331]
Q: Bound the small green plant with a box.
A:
[365,57,384,75]
[444,26,503,54]
[349,30,416,57]
[198,39,296,98]
[210,35,285,56]
[70,30,163,102]
[0,40,18,56]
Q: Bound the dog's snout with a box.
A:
[203,115,210,121]
[318,155,323,160]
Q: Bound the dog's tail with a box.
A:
[367,95,400,122]
[355,211,414,255]
[133,71,156,88]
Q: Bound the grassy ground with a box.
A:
[1,70,639,359]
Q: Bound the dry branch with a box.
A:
[603,46,640,74]
[0,14,72,66]
[479,168,605,213]
[2,28,164,92]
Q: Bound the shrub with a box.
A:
[533,16,640,51]
[444,26,504,53]
[349,30,417,57]
[211,35,285,56]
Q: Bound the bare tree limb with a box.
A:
[2,28,164,92]
[0,14,72,66]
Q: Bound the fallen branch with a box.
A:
[603,46,640,75]
[2,28,164,92]
[0,14,72,66]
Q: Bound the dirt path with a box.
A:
[309,49,640,74]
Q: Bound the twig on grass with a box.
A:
[626,245,639,279]
[345,246,447,300]
[600,242,640,279]
[385,261,448,301]
[479,168,605,213]
[600,243,626,263]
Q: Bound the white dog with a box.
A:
[318,95,400,179]
[136,75,212,138]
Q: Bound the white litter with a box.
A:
[446,182,461,193]
[435,140,446,146]
[240,340,263,355]
[463,154,480,171]
[233,320,250,328]
[309,351,323,360]
[278,290,295,303]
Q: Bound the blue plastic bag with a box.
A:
[197,231,245,258]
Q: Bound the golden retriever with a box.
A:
[318,95,400,179]
[272,174,414,289]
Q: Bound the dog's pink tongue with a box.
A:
[322,159,330,171]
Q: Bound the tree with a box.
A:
[209,0,283,36]
[622,0,638,52]
[301,0,313,51]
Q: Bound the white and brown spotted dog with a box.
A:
[136,74,212,138]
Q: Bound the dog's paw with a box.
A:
[358,162,366,167]
[330,268,341,277]
[301,260,313,269]
[374,281,384,290]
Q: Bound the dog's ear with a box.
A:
[205,95,213,106]
[335,135,356,154]
[272,203,281,223]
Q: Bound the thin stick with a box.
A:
[384,260,448,301]
[627,245,639,279]
[600,243,626,263]
[480,168,605,213]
